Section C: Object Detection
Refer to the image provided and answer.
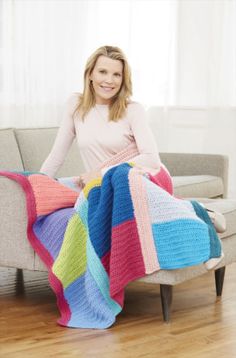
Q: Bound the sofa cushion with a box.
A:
[14,128,223,199]
[173,175,224,198]
[14,128,85,177]
[0,128,24,171]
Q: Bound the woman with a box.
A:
[40,45,225,233]
[40,45,165,188]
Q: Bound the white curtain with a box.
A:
[176,0,236,107]
[0,0,235,128]
[0,0,177,127]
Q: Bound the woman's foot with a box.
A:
[207,209,226,233]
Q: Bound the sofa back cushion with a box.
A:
[0,128,24,171]
[14,127,85,177]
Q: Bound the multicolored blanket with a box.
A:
[0,161,222,329]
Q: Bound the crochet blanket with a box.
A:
[0,161,222,329]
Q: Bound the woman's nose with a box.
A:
[104,74,113,83]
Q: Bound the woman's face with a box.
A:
[90,55,123,105]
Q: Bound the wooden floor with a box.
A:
[0,264,236,358]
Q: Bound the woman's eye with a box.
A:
[100,70,106,74]
[114,73,121,77]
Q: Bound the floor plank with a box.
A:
[0,264,236,357]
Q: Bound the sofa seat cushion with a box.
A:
[173,175,224,198]
[0,128,24,171]
[35,197,236,273]
[137,198,236,285]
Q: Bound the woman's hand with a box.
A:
[75,170,102,189]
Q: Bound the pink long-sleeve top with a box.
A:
[40,93,161,178]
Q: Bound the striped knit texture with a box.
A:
[0,164,222,329]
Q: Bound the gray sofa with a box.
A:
[1,127,236,321]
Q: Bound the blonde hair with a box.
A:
[73,45,132,122]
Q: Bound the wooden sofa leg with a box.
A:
[16,268,23,281]
[16,268,25,294]
[215,266,226,297]
[160,284,173,322]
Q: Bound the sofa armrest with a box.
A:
[160,152,229,198]
[0,177,35,270]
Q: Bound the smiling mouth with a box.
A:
[100,86,114,91]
